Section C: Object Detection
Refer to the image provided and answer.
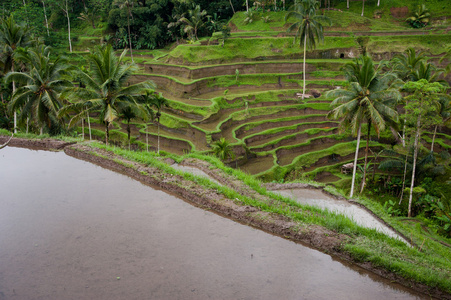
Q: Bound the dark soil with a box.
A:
[2,136,450,300]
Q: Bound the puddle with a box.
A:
[0,147,426,299]
[275,189,407,242]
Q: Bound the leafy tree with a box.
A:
[285,0,330,99]
[61,45,154,145]
[6,45,73,134]
[402,79,444,217]
[212,137,235,161]
[0,15,32,133]
[326,55,400,197]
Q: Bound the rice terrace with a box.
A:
[1,0,451,299]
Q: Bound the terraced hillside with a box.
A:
[94,8,451,187]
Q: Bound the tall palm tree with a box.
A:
[6,45,73,134]
[0,15,32,133]
[391,47,427,82]
[138,90,156,152]
[148,92,168,154]
[285,0,331,99]
[113,0,135,61]
[326,55,400,197]
[60,45,154,145]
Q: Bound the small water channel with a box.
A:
[275,189,406,242]
[0,147,428,299]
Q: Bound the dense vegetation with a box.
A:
[1,0,451,295]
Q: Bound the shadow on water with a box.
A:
[0,147,429,299]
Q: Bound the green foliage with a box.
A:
[406,5,431,28]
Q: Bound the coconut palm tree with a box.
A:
[6,45,73,134]
[148,92,168,154]
[212,137,235,162]
[60,45,154,145]
[117,102,146,150]
[285,0,331,99]
[113,0,135,61]
[326,55,400,197]
[391,47,427,82]
[0,15,32,133]
[179,4,209,41]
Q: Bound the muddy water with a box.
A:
[0,147,428,299]
[275,189,406,242]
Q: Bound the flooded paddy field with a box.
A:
[0,147,429,299]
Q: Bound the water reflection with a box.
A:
[0,147,427,299]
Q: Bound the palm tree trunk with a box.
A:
[408,115,421,217]
[228,0,235,14]
[377,0,380,6]
[399,151,408,205]
[127,7,133,62]
[105,122,109,145]
[430,125,437,152]
[361,0,365,17]
[360,122,371,194]
[246,0,249,12]
[302,33,307,99]
[350,123,362,198]
[157,122,160,154]
[12,65,17,134]
[347,0,349,9]
[127,121,131,150]
[42,0,50,36]
[82,118,85,140]
[26,117,29,134]
[87,111,92,140]
[65,0,72,52]
[146,124,149,152]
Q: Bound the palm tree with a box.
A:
[113,0,135,61]
[117,102,146,150]
[391,47,427,82]
[0,15,32,133]
[285,0,331,99]
[179,5,209,41]
[431,96,451,152]
[6,45,73,134]
[212,137,235,162]
[326,55,400,197]
[61,45,154,145]
[148,92,168,154]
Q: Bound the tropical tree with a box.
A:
[148,92,168,154]
[326,55,400,197]
[139,90,155,152]
[0,15,32,133]
[60,45,154,145]
[113,0,135,61]
[117,102,146,150]
[431,96,451,152]
[285,0,331,99]
[179,5,209,41]
[402,79,444,217]
[212,137,235,162]
[391,47,427,82]
[6,45,73,134]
